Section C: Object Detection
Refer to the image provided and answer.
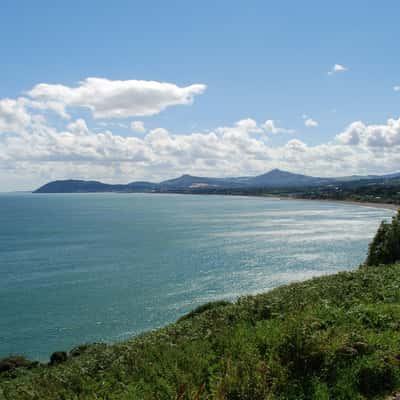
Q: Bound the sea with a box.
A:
[0,192,394,360]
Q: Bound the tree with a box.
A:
[366,210,400,266]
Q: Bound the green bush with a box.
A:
[177,299,231,322]
[0,356,37,374]
[357,356,398,396]
[366,210,400,266]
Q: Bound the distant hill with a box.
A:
[158,169,329,189]
[34,180,157,193]
[159,174,250,190]
[249,168,330,187]
[33,169,400,193]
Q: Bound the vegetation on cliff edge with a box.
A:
[367,210,400,266]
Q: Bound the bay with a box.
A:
[0,193,393,360]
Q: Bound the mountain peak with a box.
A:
[259,168,299,178]
[251,168,322,187]
[266,168,288,175]
[269,168,284,173]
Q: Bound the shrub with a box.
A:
[177,300,231,322]
[49,351,68,365]
[366,210,400,266]
[69,344,90,358]
[0,356,37,374]
[357,357,398,396]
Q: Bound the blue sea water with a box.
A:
[0,193,394,360]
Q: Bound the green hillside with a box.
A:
[1,262,400,399]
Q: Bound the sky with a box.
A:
[1,0,400,191]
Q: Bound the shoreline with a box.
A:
[29,190,400,211]
[169,191,400,212]
[269,196,399,211]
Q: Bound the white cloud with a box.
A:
[232,118,261,132]
[328,64,348,76]
[285,139,307,151]
[394,85,400,92]
[3,120,151,164]
[67,118,89,135]
[0,98,32,133]
[304,118,318,128]
[216,118,262,138]
[262,120,295,134]
[336,118,400,148]
[302,114,319,128]
[131,121,146,133]
[27,77,207,119]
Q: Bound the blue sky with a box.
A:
[1,0,400,190]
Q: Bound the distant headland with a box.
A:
[34,168,400,194]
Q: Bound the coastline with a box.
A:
[30,189,400,211]
[270,196,399,211]
[179,191,400,212]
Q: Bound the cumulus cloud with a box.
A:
[336,118,400,148]
[67,118,89,135]
[229,118,261,133]
[285,139,307,151]
[302,114,319,128]
[131,121,146,133]
[0,98,32,133]
[304,118,318,128]
[27,77,207,119]
[3,120,151,163]
[263,120,295,134]
[328,64,348,76]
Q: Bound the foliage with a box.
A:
[177,300,231,322]
[1,263,400,399]
[179,177,400,206]
[366,210,400,265]
[0,356,38,374]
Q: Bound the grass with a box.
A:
[1,263,400,399]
